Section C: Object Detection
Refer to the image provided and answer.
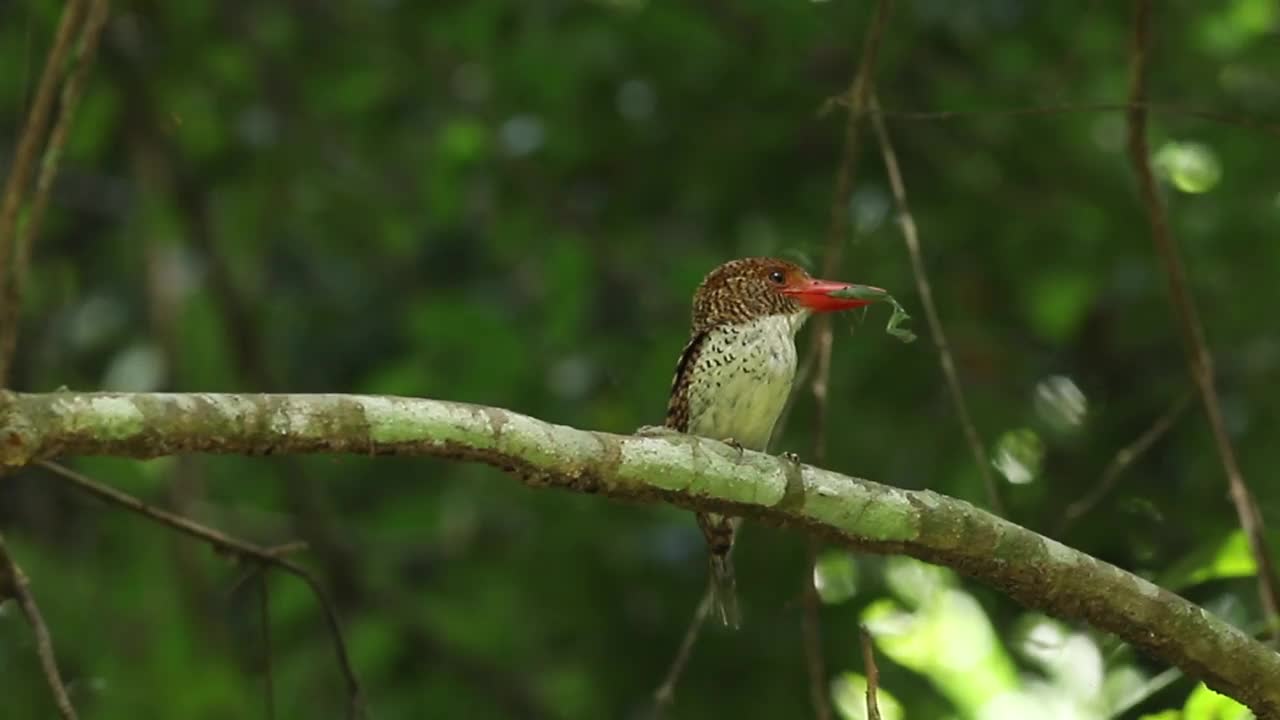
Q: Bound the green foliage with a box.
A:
[3,0,1278,717]
[1182,683,1253,720]
[833,673,906,720]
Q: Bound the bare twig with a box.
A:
[860,625,881,720]
[649,588,713,719]
[802,5,894,719]
[810,0,893,454]
[1125,0,1280,634]
[801,547,831,720]
[226,541,310,598]
[0,8,109,715]
[155,173,553,716]
[868,101,1280,139]
[867,92,1004,516]
[1056,391,1193,536]
[0,0,90,384]
[259,575,276,720]
[5,0,112,377]
[37,460,366,719]
[0,534,78,720]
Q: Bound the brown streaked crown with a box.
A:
[690,257,810,332]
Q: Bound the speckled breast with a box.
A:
[684,313,803,452]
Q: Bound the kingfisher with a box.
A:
[663,257,874,627]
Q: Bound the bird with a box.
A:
[662,257,875,627]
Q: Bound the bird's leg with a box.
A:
[721,437,744,458]
[636,425,684,438]
[637,427,745,461]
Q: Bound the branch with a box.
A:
[258,575,276,720]
[0,0,91,384]
[868,92,1003,515]
[649,590,712,718]
[810,0,893,452]
[800,553,831,720]
[857,102,1280,140]
[0,534,78,720]
[2,391,1279,715]
[804,3,894,717]
[6,0,112,372]
[1125,0,1280,633]
[860,625,881,720]
[1056,390,1192,537]
[34,460,365,719]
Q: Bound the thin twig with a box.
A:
[1125,0,1280,635]
[860,625,881,720]
[38,460,366,719]
[649,588,713,719]
[801,545,830,720]
[867,101,1280,139]
[0,534,78,720]
[1056,390,1193,536]
[5,0,112,377]
[648,2,894,698]
[165,176,554,716]
[0,0,89,384]
[259,575,276,720]
[810,0,893,454]
[802,5,894,719]
[226,541,310,598]
[868,92,1004,516]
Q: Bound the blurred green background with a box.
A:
[2,0,1278,718]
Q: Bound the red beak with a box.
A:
[783,279,883,313]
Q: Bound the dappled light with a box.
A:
[814,550,860,606]
[1154,141,1224,194]
[833,673,904,720]
[1034,375,1088,433]
[992,428,1045,485]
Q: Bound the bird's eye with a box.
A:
[768,270,786,284]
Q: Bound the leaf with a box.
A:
[1183,682,1253,720]
[1159,530,1258,592]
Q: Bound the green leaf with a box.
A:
[1160,530,1258,591]
[1184,682,1253,720]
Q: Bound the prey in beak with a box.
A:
[782,277,886,314]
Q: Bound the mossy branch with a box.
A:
[3,391,1278,716]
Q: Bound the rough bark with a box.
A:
[2,391,1278,716]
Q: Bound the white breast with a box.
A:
[684,313,805,452]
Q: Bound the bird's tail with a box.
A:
[697,512,741,629]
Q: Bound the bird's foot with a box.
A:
[720,437,745,458]
[636,425,683,438]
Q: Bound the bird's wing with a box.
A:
[664,330,707,432]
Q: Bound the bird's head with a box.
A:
[690,257,877,332]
